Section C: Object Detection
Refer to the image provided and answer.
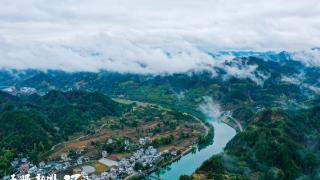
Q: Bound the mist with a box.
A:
[0,0,319,83]
[198,97,223,121]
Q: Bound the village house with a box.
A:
[102,150,108,158]
[124,139,130,146]
[139,137,150,145]
[107,138,113,144]
[77,156,83,165]
[60,153,69,161]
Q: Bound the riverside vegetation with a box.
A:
[1,52,320,179]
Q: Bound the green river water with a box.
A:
[147,119,236,180]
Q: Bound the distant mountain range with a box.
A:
[0,51,319,179]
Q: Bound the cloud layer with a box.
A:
[0,0,319,73]
[198,97,223,120]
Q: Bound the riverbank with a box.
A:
[146,120,236,180]
[125,145,195,180]
[221,115,243,133]
[124,113,211,180]
[109,98,235,180]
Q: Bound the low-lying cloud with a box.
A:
[292,49,320,67]
[0,34,232,73]
[0,0,319,81]
[1,34,267,85]
[198,97,223,120]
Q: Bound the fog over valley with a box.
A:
[0,0,319,75]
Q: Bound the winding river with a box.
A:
[147,118,236,180]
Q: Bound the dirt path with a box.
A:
[184,113,209,136]
[45,98,210,160]
[113,98,210,136]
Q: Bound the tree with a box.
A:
[179,175,192,180]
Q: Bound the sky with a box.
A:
[0,0,319,73]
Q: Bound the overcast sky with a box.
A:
[0,0,319,72]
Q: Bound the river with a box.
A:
[147,118,236,180]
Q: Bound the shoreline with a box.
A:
[125,116,211,180]
[125,145,195,180]
[139,119,237,180]
[221,117,243,133]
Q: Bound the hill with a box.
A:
[0,90,126,177]
[189,103,320,179]
[1,52,320,179]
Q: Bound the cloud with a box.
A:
[0,34,269,84]
[198,97,223,120]
[0,34,224,73]
[280,73,320,95]
[308,85,320,95]
[0,0,319,77]
[292,49,320,67]
[221,60,270,85]
[281,75,301,85]
[1,0,319,50]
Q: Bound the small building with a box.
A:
[83,156,90,162]
[81,165,95,175]
[28,166,38,174]
[77,157,83,165]
[98,158,119,167]
[11,160,19,167]
[55,163,63,170]
[63,162,71,169]
[107,138,113,144]
[139,138,146,145]
[102,151,108,158]
[60,153,68,161]
[73,168,82,174]
[39,161,46,168]
[76,149,84,155]
[171,151,177,156]
[124,140,130,146]
[20,164,29,174]
[21,158,28,163]
[139,137,150,145]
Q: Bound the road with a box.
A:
[112,98,210,135]
[222,111,243,132]
[45,120,110,157]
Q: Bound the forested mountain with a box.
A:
[191,102,320,179]
[0,52,320,179]
[0,90,126,176]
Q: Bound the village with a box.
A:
[1,89,204,180]
[5,136,180,180]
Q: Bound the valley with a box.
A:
[0,92,206,179]
[1,52,320,179]
[1,1,319,179]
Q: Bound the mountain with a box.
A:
[191,103,320,179]
[0,51,320,179]
[0,90,126,177]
